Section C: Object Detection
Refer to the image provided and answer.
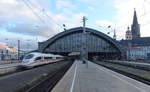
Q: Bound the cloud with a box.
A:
[7,23,40,36]
[0,0,77,34]
[56,0,77,12]
[0,0,51,39]
[0,0,88,41]
[0,0,39,22]
[77,0,98,3]
[87,6,95,11]
[0,32,38,50]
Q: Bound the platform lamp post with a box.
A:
[81,16,88,64]
[5,38,9,60]
[17,40,20,61]
[107,25,117,40]
[99,25,116,40]
[63,24,67,31]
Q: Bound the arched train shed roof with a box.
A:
[38,27,122,53]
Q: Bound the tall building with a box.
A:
[125,27,132,40]
[131,9,141,39]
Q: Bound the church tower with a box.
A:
[126,27,132,40]
[131,9,141,39]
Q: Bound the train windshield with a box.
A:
[24,54,34,59]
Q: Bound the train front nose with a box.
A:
[18,60,30,69]
[22,59,30,63]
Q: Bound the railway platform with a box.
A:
[52,60,150,92]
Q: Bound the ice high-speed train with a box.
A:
[19,52,64,68]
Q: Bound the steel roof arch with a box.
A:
[39,27,122,53]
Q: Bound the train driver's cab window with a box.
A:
[24,54,34,59]
[35,57,42,61]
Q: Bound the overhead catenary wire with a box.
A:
[25,0,64,30]
[22,0,45,23]
[22,0,64,39]
[42,9,64,29]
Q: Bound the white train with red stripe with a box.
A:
[19,52,64,68]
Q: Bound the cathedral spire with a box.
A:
[131,8,141,39]
[133,8,138,25]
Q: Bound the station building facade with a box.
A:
[120,38,150,60]
[38,27,122,60]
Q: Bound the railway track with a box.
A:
[105,60,150,71]
[0,64,22,77]
[0,60,73,92]
[94,61,150,85]
[24,60,74,92]
[0,61,64,77]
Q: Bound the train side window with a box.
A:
[48,57,52,59]
[56,57,60,59]
[44,57,47,59]
[44,57,52,59]
[35,57,42,61]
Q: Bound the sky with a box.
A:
[0,0,150,50]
